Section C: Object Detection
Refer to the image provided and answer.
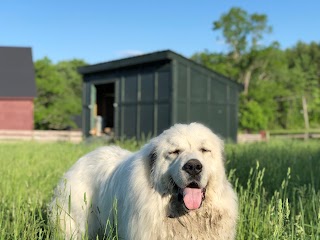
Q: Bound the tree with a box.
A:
[191,50,239,79]
[56,59,87,98]
[285,41,320,127]
[213,7,272,61]
[213,7,273,95]
[239,98,268,132]
[247,47,289,129]
[34,58,87,130]
[192,7,320,132]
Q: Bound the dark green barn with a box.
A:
[79,50,242,141]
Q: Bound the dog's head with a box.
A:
[147,123,226,216]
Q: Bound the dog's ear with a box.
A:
[148,147,157,171]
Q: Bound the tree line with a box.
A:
[192,7,320,132]
[34,7,320,132]
[34,58,86,130]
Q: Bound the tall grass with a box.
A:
[0,142,99,239]
[0,140,319,239]
[227,141,320,239]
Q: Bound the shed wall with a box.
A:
[82,61,172,138]
[174,61,239,141]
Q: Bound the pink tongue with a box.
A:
[183,188,202,210]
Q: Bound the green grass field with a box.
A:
[0,140,319,239]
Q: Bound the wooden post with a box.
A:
[302,95,310,140]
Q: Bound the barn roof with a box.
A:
[0,47,36,98]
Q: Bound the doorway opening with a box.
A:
[96,82,115,135]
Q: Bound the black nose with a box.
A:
[182,159,202,176]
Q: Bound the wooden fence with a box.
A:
[0,130,82,143]
[266,130,320,140]
[1,129,319,144]
[238,129,320,143]
[237,133,264,143]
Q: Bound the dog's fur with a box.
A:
[50,123,238,239]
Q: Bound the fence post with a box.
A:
[302,96,309,140]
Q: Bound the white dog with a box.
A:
[50,123,238,239]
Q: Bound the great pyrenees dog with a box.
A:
[50,123,238,239]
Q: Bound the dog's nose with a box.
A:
[183,159,202,176]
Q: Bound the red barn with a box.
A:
[0,47,36,130]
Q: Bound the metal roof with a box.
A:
[0,47,36,98]
[79,50,243,90]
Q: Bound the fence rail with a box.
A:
[267,129,320,140]
[1,129,319,144]
[0,130,82,143]
[237,133,263,143]
[238,129,320,143]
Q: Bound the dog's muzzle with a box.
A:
[176,159,205,210]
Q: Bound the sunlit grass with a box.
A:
[227,141,320,239]
[0,140,319,239]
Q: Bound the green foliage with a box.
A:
[191,50,240,79]
[213,7,272,60]
[239,98,267,132]
[193,7,320,132]
[286,42,320,128]
[56,59,87,99]
[34,58,87,130]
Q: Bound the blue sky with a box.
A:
[1,0,320,64]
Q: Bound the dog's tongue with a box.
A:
[183,188,202,210]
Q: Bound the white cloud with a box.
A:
[116,50,144,58]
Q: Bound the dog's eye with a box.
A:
[200,148,211,153]
[169,149,181,155]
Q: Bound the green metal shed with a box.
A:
[79,50,243,141]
